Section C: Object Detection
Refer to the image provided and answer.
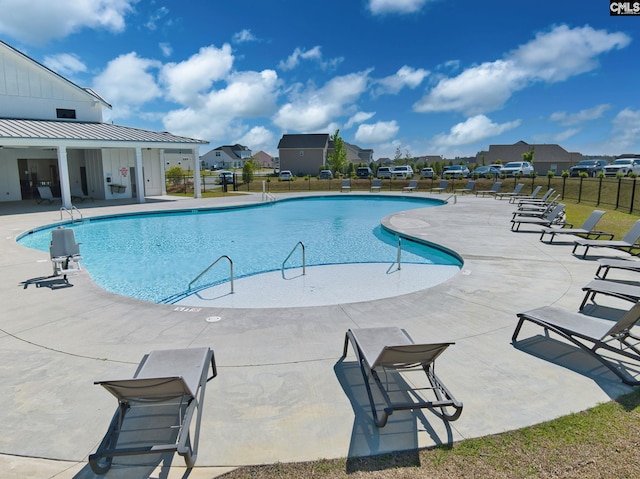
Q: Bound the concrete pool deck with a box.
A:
[1,191,638,478]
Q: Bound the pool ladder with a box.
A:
[60,205,83,222]
[189,255,234,294]
[282,241,306,276]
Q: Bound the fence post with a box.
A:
[561,176,566,199]
[577,177,583,203]
[631,177,637,214]
[616,177,622,209]
[596,176,602,206]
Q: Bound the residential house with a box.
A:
[277,134,330,176]
[0,41,208,208]
[481,141,583,174]
[201,144,252,170]
[344,142,374,164]
[252,150,274,168]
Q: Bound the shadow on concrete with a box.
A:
[20,276,73,290]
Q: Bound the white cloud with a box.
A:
[368,0,429,15]
[355,120,399,143]
[278,46,343,71]
[161,44,234,104]
[159,43,173,57]
[273,70,371,132]
[373,65,429,96]
[43,53,87,77]
[611,108,640,152]
[145,6,169,31]
[233,29,257,43]
[549,104,611,126]
[430,115,521,148]
[235,126,275,152]
[0,0,136,45]
[345,111,375,129]
[414,25,630,115]
[92,52,162,119]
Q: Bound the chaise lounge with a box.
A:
[513,303,640,385]
[89,347,216,474]
[539,209,612,243]
[511,203,566,231]
[572,219,640,259]
[475,181,502,197]
[579,279,640,310]
[341,326,463,427]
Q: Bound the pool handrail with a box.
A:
[282,241,306,276]
[189,255,234,294]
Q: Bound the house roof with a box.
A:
[0,118,208,148]
[277,133,330,149]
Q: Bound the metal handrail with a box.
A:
[397,237,402,270]
[60,205,83,222]
[282,241,305,275]
[444,194,457,204]
[189,255,234,293]
[262,191,276,202]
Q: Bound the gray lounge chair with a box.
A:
[454,180,476,195]
[370,178,382,192]
[511,203,566,231]
[509,185,542,204]
[495,183,524,200]
[516,188,554,206]
[430,179,448,193]
[596,258,640,279]
[36,186,60,204]
[89,347,216,474]
[71,185,94,202]
[572,219,640,258]
[475,181,502,197]
[539,210,612,243]
[579,279,640,310]
[513,303,640,385]
[49,227,82,280]
[341,326,462,427]
[341,179,351,192]
[403,179,419,192]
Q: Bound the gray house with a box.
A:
[200,144,252,170]
[277,134,330,176]
[481,141,583,174]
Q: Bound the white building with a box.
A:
[0,41,208,208]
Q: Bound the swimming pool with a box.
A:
[18,196,462,306]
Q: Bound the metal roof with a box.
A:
[277,133,330,149]
[0,118,208,148]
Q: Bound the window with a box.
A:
[215,151,221,156]
[299,151,304,156]
[56,108,76,119]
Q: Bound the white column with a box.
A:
[135,147,145,204]
[193,147,201,199]
[57,146,72,209]
[160,149,167,195]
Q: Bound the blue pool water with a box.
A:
[18,196,460,303]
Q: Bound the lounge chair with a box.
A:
[515,188,554,206]
[430,179,448,193]
[596,258,640,279]
[341,179,351,192]
[89,347,216,474]
[511,203,566,231]
[495,183,524,200]
[509,185,542,204]
[370,178,382,192]
[36,186,60,204]
[49,227,82,280]
[71,185,94,202]
[572,219,640,259]
[403,179,419,192]
[539,210,612,243]
[513,303,640,385]
[475,181,502,197]
[454,180,476,195]
[341,326,463,427]
[579,279,640,310]
[512,194,562,218]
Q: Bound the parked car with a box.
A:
[500,161,534,177]
[279,170,293,181]
[392,165,414,179]
[603,158,640,177]
[377,166,393,179]
[569,159,609,177]
[216,170,234,184]
[319,170,333,179]
[473,165,502,178]
[356,166,373,178]
[442,164,470,178]
[420,167,435,178]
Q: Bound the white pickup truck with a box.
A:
[603,157,640,177]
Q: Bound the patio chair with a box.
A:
[89,347,217,474]
[515,188,554,206]
[71,185,94,202]
[475,181,502,197]
[495,183,524,200]
[511,203,566,231]
[539,210,613,243]
[454,180,476,195]
[572,219,640,259]
[49,227,82,280]
[579,279,640,310]
[341,179,351,192]
[509,185,542,204]
[430,179,448,193]
[370,178,382,192]
[513,303,640,385]
[403,179,419,192]
[36,186,60,204]
[513,194,561,216]
[341,326,463,427]
[596,258,640,279]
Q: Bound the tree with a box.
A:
[166,165,185,187]
[242,159,256,185]
[394,146,403,164]
[522,148,535,164]
[327,129,348,175]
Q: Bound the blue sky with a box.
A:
[1,0,638,160]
